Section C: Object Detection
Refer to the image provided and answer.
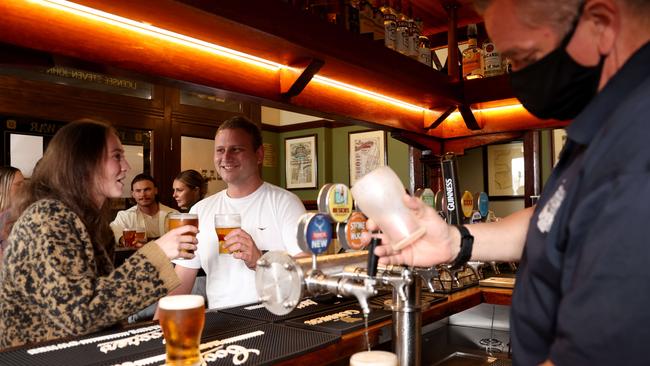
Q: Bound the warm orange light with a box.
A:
[28,0,432,114]
[29,0,283,71]
[445,103,526,121]
[311,75,426,112]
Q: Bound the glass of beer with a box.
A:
[135,227,147,245]
[122,228,137,247]
[214,213,241,254]
[158,294,205,366]
[167,213,199,254]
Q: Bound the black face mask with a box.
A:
[509,6,604,121]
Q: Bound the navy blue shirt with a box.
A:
[511,41,650,366]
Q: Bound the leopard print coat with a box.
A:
[0,199,180,349]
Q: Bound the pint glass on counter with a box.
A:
[167,213,199,254]
[158,295,205,366]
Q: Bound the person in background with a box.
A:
[110,173,178,245]
[158,116,307,312]
[173,169,207,212]
[367,0,650,365]
[0,119,197,349]
[0,166,24,266]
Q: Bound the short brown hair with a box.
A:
[216,116,263,151]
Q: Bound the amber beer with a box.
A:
[135,227,147,244]
[158,295,205,366]
[213,213,241,254]
[167,213,199,254]
[122,228,137,247]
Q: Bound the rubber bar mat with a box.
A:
[284,304,392,335]
[218,297,355,323]
[0,311,264,366]
[103,323,339,366]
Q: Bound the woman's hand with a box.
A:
[361,194,456,267]
[154,225,199,260]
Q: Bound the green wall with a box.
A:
[262,126,410,201]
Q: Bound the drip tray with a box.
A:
[432,352,511,366]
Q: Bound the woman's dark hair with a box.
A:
[16,119,116,270]
[175,169,207,203]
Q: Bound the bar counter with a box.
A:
[0,286,512,366]
[276,286,512,366]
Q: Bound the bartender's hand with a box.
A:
[361,194,457,267]
[154,225,198,260]
[224,228,262,270]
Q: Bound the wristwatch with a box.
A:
[450,225,474,269]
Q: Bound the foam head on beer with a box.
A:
[158,295,205,366]
[349,350,398,366]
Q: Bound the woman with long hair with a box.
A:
[172,169,207,211]
[0,166,24,264]
[0,119,198,349]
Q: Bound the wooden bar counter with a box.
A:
[276,286,513,365]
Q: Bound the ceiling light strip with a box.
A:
[312,75,426,112]
[26,0,431,113]
[29,0,283,71]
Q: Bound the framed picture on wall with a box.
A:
[485,141,525,198]
[285,135,317,189]
[552,128,568,166]
[348,130,387,186]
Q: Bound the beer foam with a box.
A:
[350,350,398,366]
[158,294,204,310]
[168,213,198,219]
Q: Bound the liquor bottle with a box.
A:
[417,36,432,67]
[359,0,375,36]
[462,24,483,79]
[381,1,397,50]
[481,39,503,77]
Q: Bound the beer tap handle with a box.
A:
[416,267,438,293]
[367,235,380,278]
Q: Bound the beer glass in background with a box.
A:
[158,295,205,366]
[167,213,199,254]
[214,213,241,254]
[122,228,137,247]
[135,227,147,245]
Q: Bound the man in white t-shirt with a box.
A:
[164,116,307,310]
[110,174,178,244]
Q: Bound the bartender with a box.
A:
[368,0,650,365]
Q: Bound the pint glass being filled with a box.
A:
[158,295,205,366]
[167,213,199,254]
[214,213,241,254]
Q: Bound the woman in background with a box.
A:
[172,169,207,211]
[0,166,24,265]
[0,119,198,349]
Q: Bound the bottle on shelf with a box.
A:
[359,0,375,36]
[417,36,432,67]
[381,1,398,50]
[395,18,410,54]
[462,24,483,80]
[481,38,503,77]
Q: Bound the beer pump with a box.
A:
[255,183,438,366]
